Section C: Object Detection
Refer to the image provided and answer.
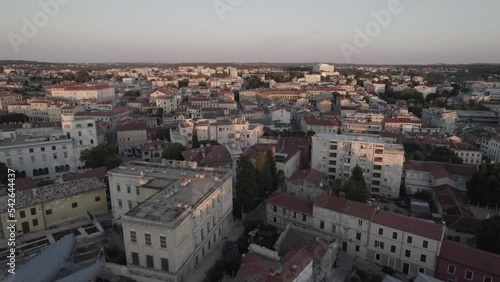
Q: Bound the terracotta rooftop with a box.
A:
[14,177,37,191]
[303,116,342,127]
[313,193,347,213]
[288,169,330,189]
[372,210,444,241]
[404,160,476,180]
[63,167,108,182]
[118,122,147,131]
[181,145,232,166]
[267,191,313,215]
[439,240,500,277]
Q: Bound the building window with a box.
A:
[95,196,101,202]
[357,219,363,226]
[484,276,492,282]
[390,245,396,253]
[375,253,381,261]
[422,240,429,249]
[136,186,140,195]
[418,267,425,274]
[116,184,121,192]
[465,270,473,280]
[273,217,277,223]
[31,156,36,163]
[392,232,397,240]
[302,214,307,221]
[118,199,122,208]
[45,209,52,215]
[29,148,34,153]
[128,201,133,209]
[130,231,137,243]
[52,146,56,150]
[405,249,411,257]
[30,207,36,215]
[161,258,169,272]
[420,254,427,263]
[378,228,383,235]
[320,221,325,229]
[407,236,413,244]
[355,245,360,252]
[32,218,39,226]
[273,205,277,212]
[131,252,139,265]
[127,186,131,193]
[145,233,152,245]
[72,202,78,208]
[41,147,45,151]
[356,232,361,240]
[375,240,384,249]
[160,236,167,248]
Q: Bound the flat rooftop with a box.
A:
[108,161,232,224]
[314,133,404,150]
[0,133,69,147]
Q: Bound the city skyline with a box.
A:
[1,0,500,64]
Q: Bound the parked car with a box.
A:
[367,197,376,202]
[378,198,390,203]
[382,266,396,275]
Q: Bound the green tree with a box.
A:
[156,128,170,141]
[192,130,200,149]
[75,70,91,83]
[161,143,186,160]
[467,164,500,206]
[278,170,286,188]
[236,154,258,214]
[156,108,164,118]
[266,149,278,191]
[178,79,189,88]
[255,151,272,198]
[124,90,141,97]
[342,165,369,202]
[80,145,122,170]
[476,216,500,255]
[0,113,29,124]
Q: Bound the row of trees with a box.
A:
[404,142,463,164]
[0,113,29,124]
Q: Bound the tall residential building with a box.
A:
[313,63,335,73]
[107,161,233,282]
[311,133,405,198]
[61,114,99,170]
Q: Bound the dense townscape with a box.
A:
[1,61,500,282]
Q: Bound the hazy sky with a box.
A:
[1,0,499,64]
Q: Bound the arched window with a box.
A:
[65,165,70,172]
[55,166,60,173]
[76,124,82,128]
[38,168,44,175]
[33,169,38,176]
[87,123,94,127]
[44,168,49,175]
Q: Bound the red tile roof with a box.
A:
[288,169,330,189]
[313,193,347,213]
[439,240,500,277]
[303,116,342,127]
[342,200,377,220]
[404,160,476,180]
[14,177,37,191]
[118,122,147,131]
[235,251,280,282]
[267,191,313,215]
[372,210,444,240]
[63,167,108,182]
[279,248,313,282]
[181,145,232,166]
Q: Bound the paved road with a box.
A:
[185,220,245,282]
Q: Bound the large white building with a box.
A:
[155,94,182,113]
[0,114,98,180]
[108,161,233,282]
[311,133,405,198]
[0,91,22,114]
[421,108,457,134]
[48,84,115,101]
[8,101,84,122]
[313,63,335,73]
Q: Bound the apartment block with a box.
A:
[47,84,115,101]
[266,192,446,277]
[311,133,405,198]
[108,161,233,282]
[0,91,22,114]
[421,108,457,134]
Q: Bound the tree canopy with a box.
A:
[80,145,122,170]
[192,130,200,149]
[467,164,500,206]
[404,142,463,164]
[124,90,141,98]
[336,165,369,203]
[75,70,91,83]
[155,128,170,141]
[235,154,258,214]
[0,113,29,124]
[161,142,186,160]
[476,216,500,255]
